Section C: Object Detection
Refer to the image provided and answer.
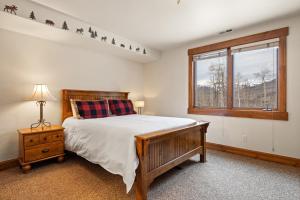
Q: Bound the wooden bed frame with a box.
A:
[62,89,209,200]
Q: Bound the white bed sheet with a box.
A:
[62,114,196,192]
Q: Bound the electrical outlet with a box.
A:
[242,134,247,145]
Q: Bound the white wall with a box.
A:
[144,14,300,159]
[0,29,144,161]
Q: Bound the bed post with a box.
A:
[200,123,209,163]
[135,138,149,200]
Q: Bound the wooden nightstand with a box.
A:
[18,125,65,173]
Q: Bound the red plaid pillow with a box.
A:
[75,100,109,119]
[108,99,136,116]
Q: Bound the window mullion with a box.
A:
[188,55,194,109]
[278,36,287,112]
[227,48,233,109]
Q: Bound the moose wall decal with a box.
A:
[4,5,18,15]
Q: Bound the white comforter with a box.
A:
[62,114,196,192]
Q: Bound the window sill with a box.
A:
[188,107,288,121]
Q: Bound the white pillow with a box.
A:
[70,99,81,119]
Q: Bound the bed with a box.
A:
[61,89,209,200]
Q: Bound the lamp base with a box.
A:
[31,119,51,129]
[137,107,142,115]
[31,101,51,129]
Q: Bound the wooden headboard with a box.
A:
[61,89,129,121]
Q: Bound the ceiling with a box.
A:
[32,0,300,50]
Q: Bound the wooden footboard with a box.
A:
[135,121,209,200]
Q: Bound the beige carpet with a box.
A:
[0,150,299,200]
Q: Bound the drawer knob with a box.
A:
[56,135,59,138]
[41,148,49,153]
[30,139,33,142]
[44,137,47,140]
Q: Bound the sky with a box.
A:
[196,46,278,86]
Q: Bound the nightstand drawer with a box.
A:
[52,131,64,141]
[40,133,52,144]
[24,135,40,147]
[24,142,64,162]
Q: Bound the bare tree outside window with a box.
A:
[233,44,278,110]
[194,50,227,108]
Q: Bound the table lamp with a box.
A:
[135,101,145,114]
[30,84,56,129]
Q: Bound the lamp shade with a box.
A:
[135,101,145,108]
[30,84,56,101]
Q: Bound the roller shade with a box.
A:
[231,38,279,54]
[193,49,227,61]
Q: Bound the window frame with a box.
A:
[188,27,288,120]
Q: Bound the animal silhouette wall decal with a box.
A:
[4,5,18,15]
[45,19,55,26]
[76,28,84,34]
[8,7,149,57]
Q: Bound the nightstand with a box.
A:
[18,125,65,173]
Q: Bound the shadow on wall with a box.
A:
[0,102,34,160]
[0,131,18,160]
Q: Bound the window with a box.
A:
[194,49,227,108]
[188,28,288,120]
[233,40,278,110]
